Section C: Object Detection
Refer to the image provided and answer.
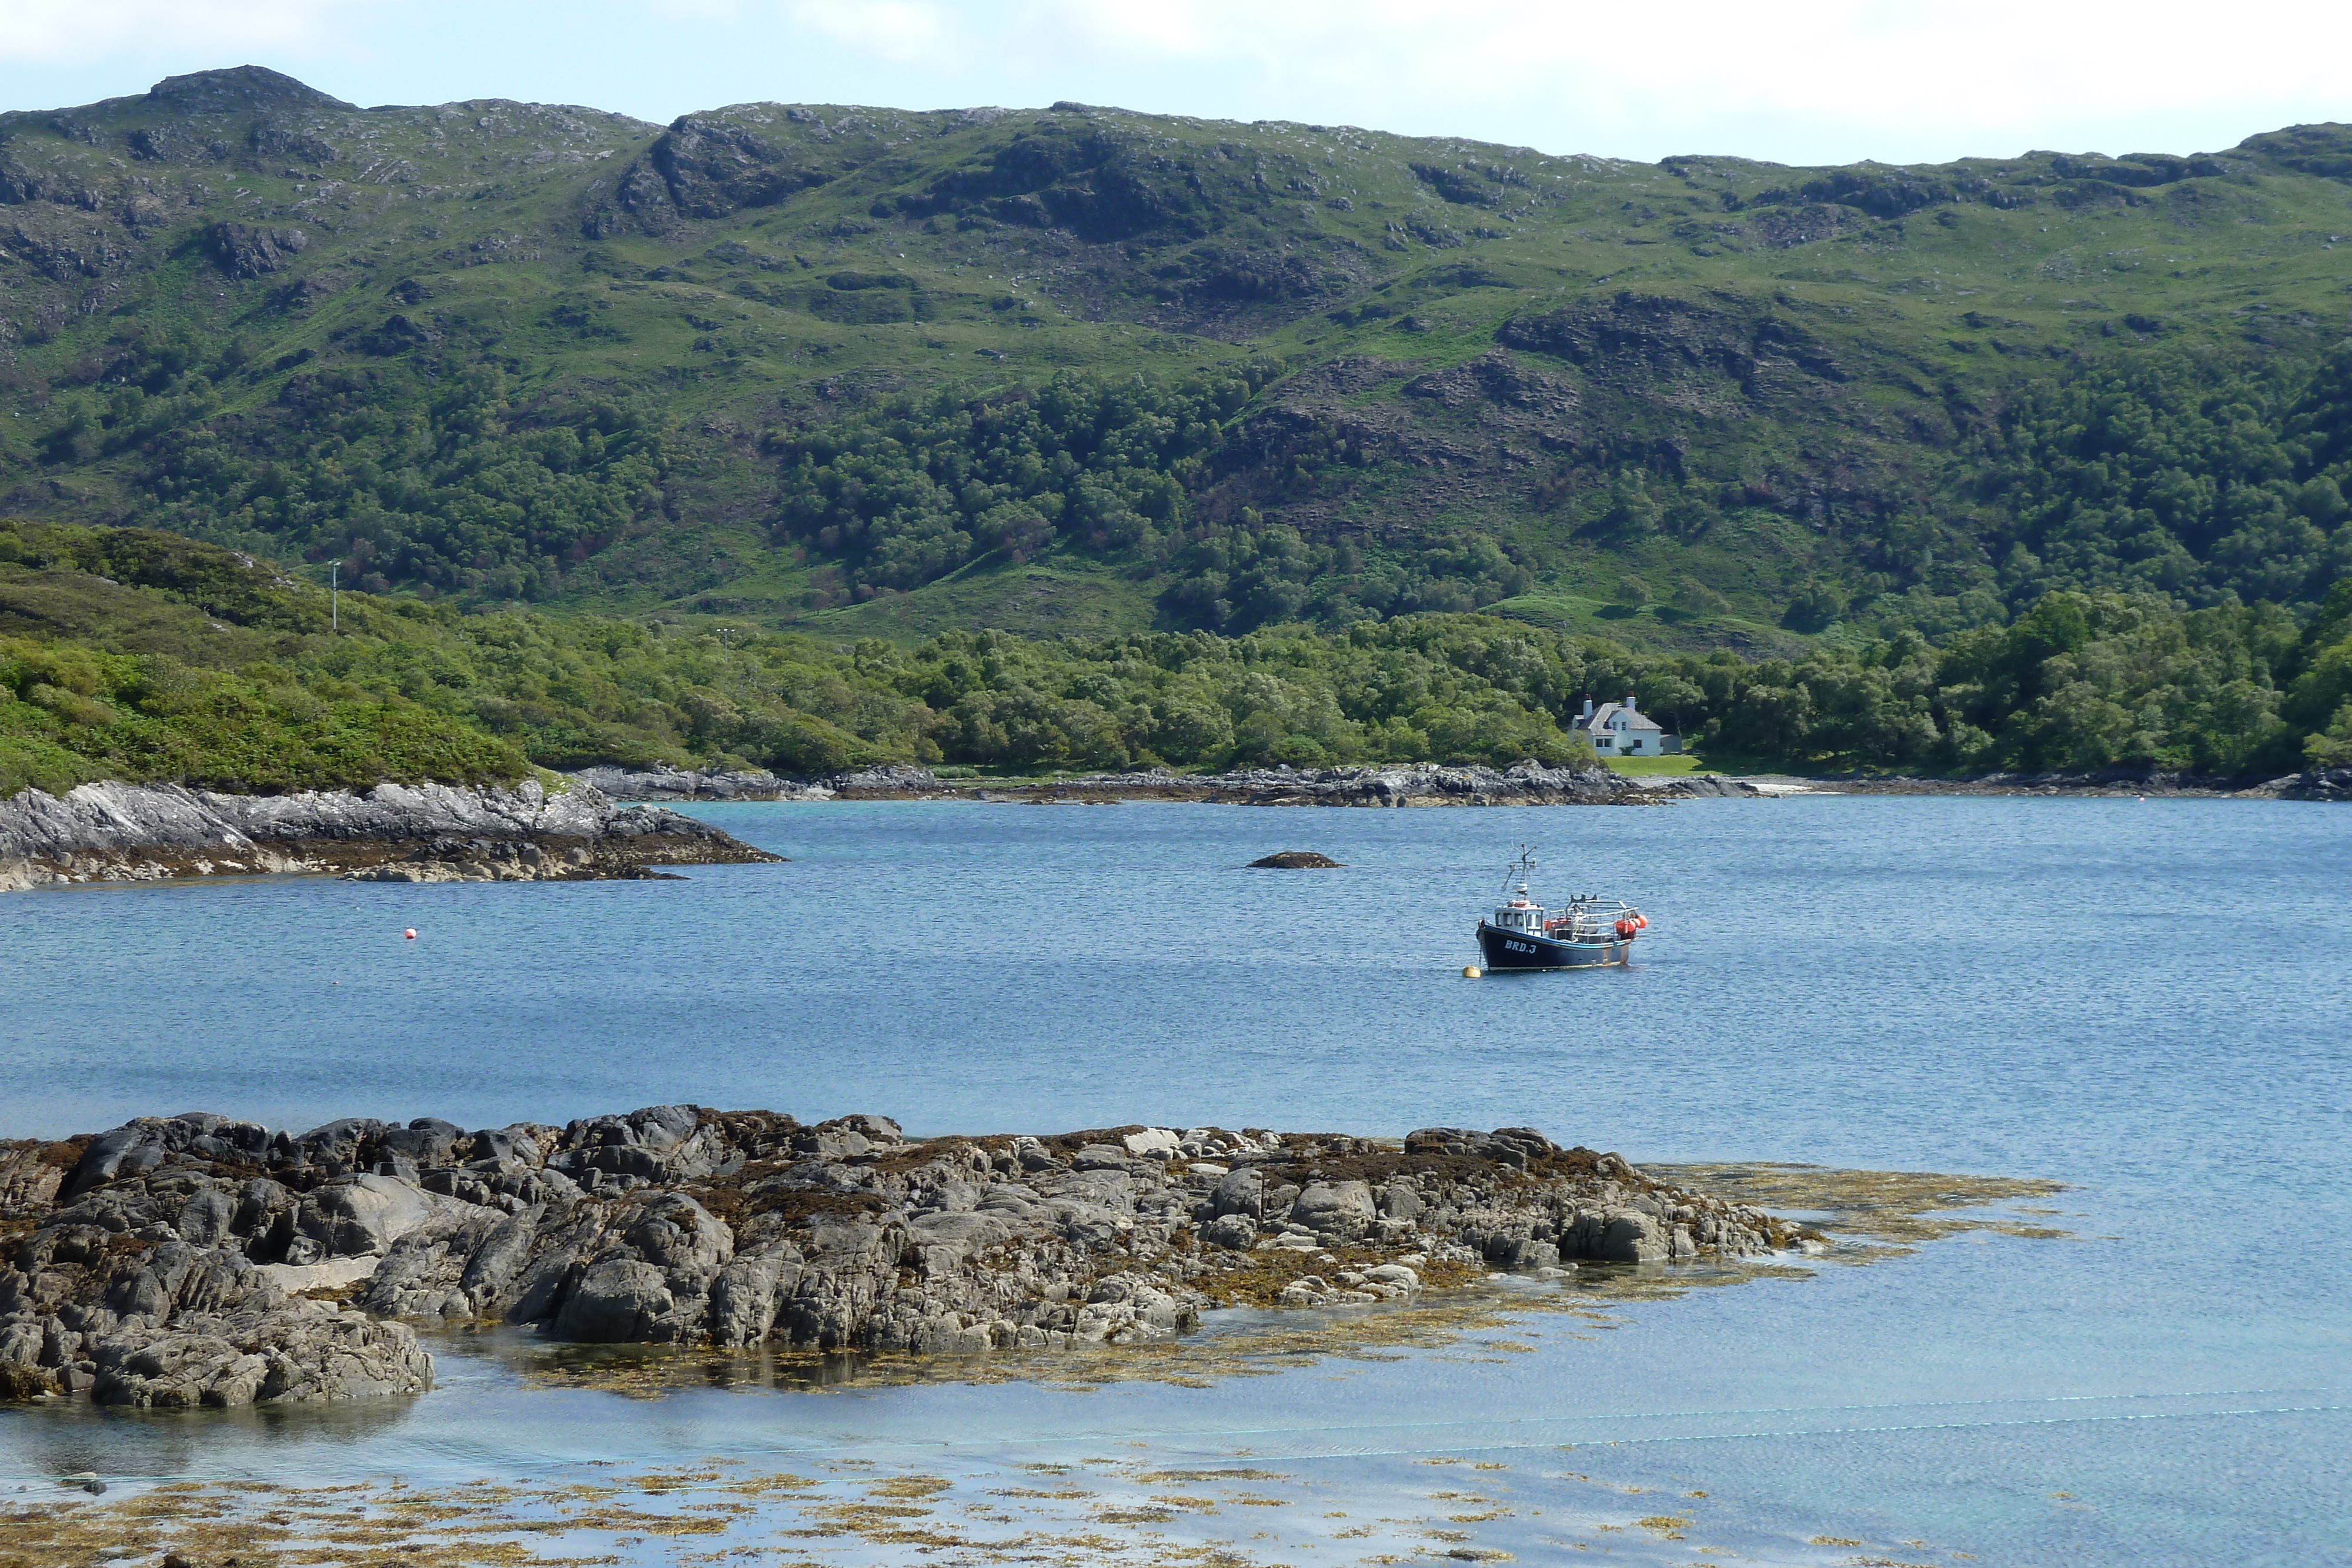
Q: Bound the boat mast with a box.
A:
[1502,843,1538,900]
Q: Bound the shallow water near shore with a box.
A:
[4,795,2351,1564]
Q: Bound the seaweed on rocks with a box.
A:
[0,1109,1809,1406]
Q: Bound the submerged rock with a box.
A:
[0,1109,1807,1405]
[1248,851,1344,868]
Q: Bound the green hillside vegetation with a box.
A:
[6,523,2346,802]
[4,68,2352,647]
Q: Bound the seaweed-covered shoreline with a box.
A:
[0,1107,1810,1409]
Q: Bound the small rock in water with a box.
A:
[1248,851,1344,869]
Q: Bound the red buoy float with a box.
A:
[403,928,417,941]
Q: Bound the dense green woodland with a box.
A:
[31,331,2352,640]
[5,524,2346,801]
[1973,344,2352,614]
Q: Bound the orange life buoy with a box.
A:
[1635,914,1648,930]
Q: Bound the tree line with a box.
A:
[6,523,2346,801]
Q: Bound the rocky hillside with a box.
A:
[2,68,2349,644]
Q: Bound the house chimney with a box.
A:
[1580,698,1593,720]
[1625,693,1637,714]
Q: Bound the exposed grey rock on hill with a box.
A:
[0,778,781,890]
[0,1107,1806,1406]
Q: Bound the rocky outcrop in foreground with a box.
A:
[0,1108,1806,1407]
[0,778,780,890]
[579,760,1750,806]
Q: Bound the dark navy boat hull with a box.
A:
[1476,921,1631,970]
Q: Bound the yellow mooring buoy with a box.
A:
[1462,965,1483,978]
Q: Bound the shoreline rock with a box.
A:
[1249,851,1345,868]
[0,778,781,891]
[0,1106,1809,1407]
[579,760,1723,807]
[2281,765,2352,802]
[572,760,2352,806]
[1816,766,2337,799]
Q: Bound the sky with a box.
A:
[1,0,2348,170]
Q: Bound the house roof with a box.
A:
[1578,702,1664,734]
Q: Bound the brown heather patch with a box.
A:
[38,1136,92,1169]
[736,1185,889,1229]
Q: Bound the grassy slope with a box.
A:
[1,69,2349,640]
[1598,754,1713,776]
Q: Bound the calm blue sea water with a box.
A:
[3,796,2348,1564]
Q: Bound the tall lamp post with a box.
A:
[329,560,340,633]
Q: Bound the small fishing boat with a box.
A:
[1474,847,1646,971]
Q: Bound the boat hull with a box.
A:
[1476,921,1631,971]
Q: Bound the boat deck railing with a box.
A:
[1542,899,1642,939]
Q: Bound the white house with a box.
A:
[1573,696,1681,757]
